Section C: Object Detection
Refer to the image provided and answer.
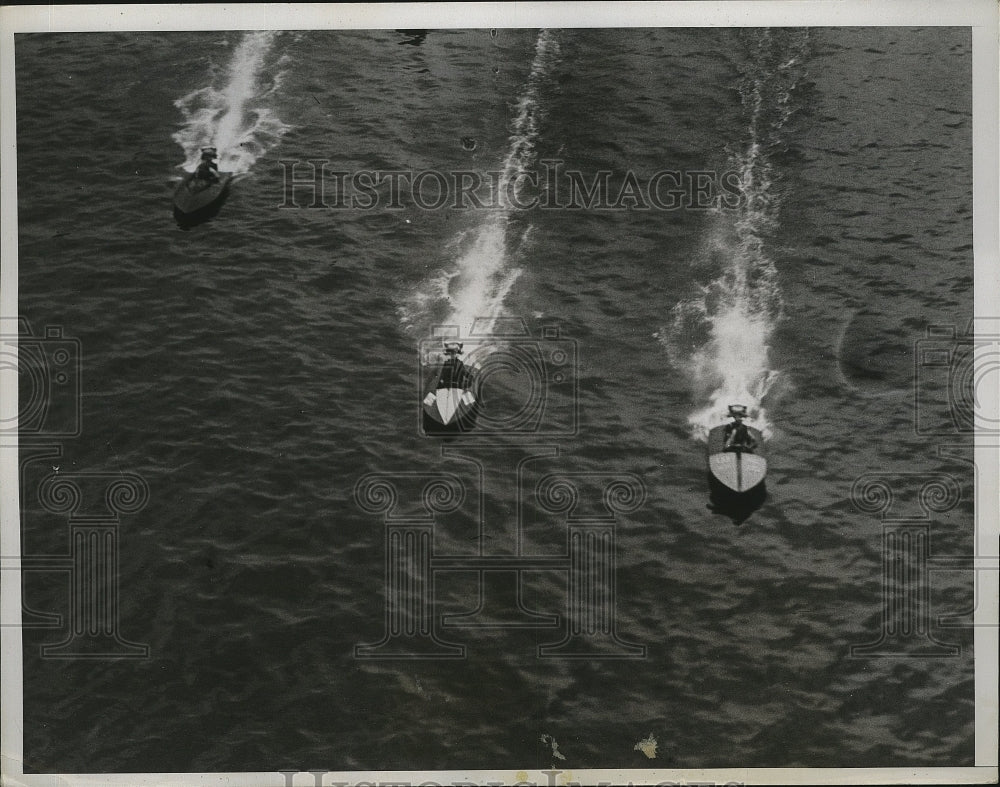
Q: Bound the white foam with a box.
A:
[172,31,291,175]
[667,252,781,441]
[662,30,809,442]
[402,30,560,343]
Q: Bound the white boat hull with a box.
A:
[706,424,767,493]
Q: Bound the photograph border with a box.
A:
[1,3,997,785]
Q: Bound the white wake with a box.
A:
[172,31,291,175]
[402,30,560,347]
[662,29,809,440]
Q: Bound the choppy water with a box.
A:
[15,27,975,772]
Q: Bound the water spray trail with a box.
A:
[172,31,291,175]
[661,29,810,440]
[403,30,560,347]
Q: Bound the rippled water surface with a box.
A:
[15,27,975,772]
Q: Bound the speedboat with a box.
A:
[173,170,232,227]
[706,424,767,493]
[422,342,480,434]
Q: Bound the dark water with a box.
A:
[15,27,975,772]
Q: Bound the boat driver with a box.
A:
[438,341,470,387]
[441,342,465,379]
[723,404,757,452]
[196,147,220,183]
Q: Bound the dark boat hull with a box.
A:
[173,171,232,226]
[421,356,480,435]
[422,386,479,434]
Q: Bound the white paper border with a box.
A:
[1,3,997,786]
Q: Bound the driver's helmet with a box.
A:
[443,341,463,356]
[727,404,748,419]
[200,147,218,160]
